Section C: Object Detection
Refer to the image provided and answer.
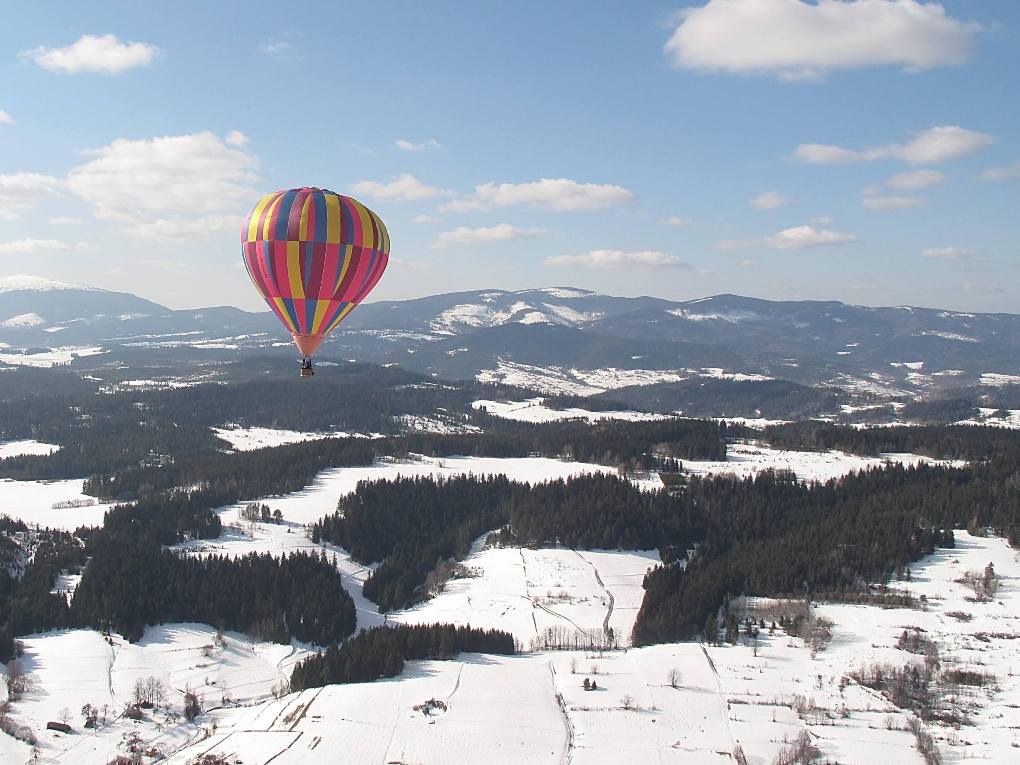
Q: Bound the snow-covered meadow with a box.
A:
[683,441,962,483]
[0,477,116,530]
[473,397,667,424]
[0,445,1013,764]
[0,441,60,460]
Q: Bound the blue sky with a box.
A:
[0,0,1017,312]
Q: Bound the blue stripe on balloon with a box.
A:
[303,241,314,291]
[313,189,327,243]
[274,189,298,241]
[262,240,274,285]
[304,298,317,334]
[282,298,300,332]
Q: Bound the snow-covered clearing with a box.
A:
[956,408,1020,429]
[9,624,304,764]
[473,397,667,424]
[0,346,105,368]
[683,441,962,483]
[476,360,774,396]
[392,546,659,649]
[211,426,368,452]
[980,373,1020,387]
[0,477,115,529]
[707,532,1020,763]
[0,440,59,459]
[14,522,1020,765]
[394,413,481,434]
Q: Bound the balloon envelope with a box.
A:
[241,187,389,357]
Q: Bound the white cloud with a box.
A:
[923,246,976,259]
[49,217,83,225]
[441,178,633,213]
[861,194,921,210]
[351,174,450,202]
[66,132,258,239]
[22,34,159,74]
[886,169,944,189]
[767,224,856,250]
[795,125,993,165]
[544,249,689,269]
[897,126,992,164]
[738,258,755,268]
[123,215,245,241]
[395,138,441,152]
[981,161,1020,182]
[750,191,787,210]
[0,111,13,125]
[0,172,65,219]
[661,216,694,226]
[810,215,834,226]
[432,224,543,249]
[664,0,978,80]
[411,214,439,224]
[0,238,70,254]
[225,130,249,148]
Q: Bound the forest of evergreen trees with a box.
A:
[313,473,696,610]
[1,359,1019,675]
[71,535,356,643]
[290,623,517,690]
[632,441,1020,644]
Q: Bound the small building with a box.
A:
[46,721,72,734]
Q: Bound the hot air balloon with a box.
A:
[241,188,390,376]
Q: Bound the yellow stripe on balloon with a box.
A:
[261,194,284,240]
[325,302,356,334]
[286,241,304,299]
[333,244,353,293]
[325,193,341,244]
[245,193,275,242]
[311,298,331,334]
[272,297,297,333]
[298,193,312,240]
[377,214,390,253]
[353,200,375,250]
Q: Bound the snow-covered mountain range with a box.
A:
[0,277,1017,397]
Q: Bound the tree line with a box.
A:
[632,438,1020,645]
[290,623,517,690]
[313,473,698,611]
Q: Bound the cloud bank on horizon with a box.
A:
[0,0,1016,314]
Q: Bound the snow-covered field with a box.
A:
[392,546,659,649]
[212,426,367,452]
[0,440,59,459]
[2,446,1013,764]
[0,477,116,529]
[8,624,303,764]
[166,532,1020,765]
[0,345,106,368]
[957,408,1020,429]
[10,517,1020,765]
[709,532,1020,763]
[475,360,769,396]
[473,397,667,423]
[683,441,961,483]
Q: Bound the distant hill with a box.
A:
[0,276,1017,399]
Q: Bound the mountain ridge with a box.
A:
[0,277,1016,397]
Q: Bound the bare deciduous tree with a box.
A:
[667,668,682,689]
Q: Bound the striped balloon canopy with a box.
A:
[241,187,390,358]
